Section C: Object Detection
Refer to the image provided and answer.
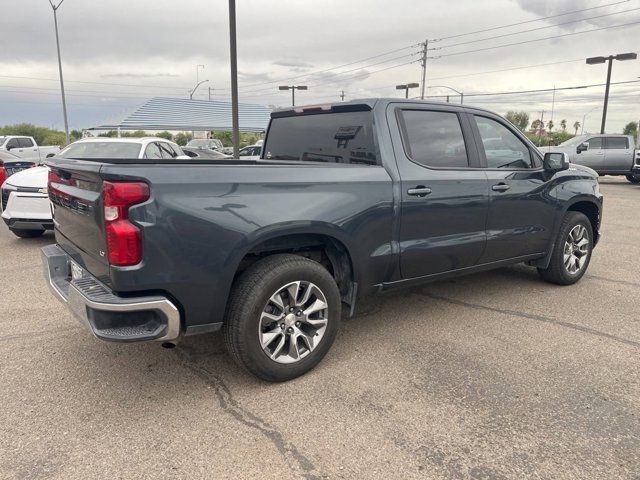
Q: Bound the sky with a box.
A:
[1,0,639,134]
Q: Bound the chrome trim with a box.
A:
[41,244,181,342]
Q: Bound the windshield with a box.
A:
[58,142,142,159]
[558,136,586,147]
[186,139,212,148]
[0,137,6,146]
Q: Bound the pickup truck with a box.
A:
[0,136,60,162]
[42,99,603,381]
[551,134,640,183]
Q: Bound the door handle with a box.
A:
[491,183,511,192]
[407,186,432,197]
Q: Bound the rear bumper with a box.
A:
[41,244,181,343]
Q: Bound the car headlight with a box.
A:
[2,183,17,192]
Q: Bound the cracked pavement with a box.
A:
[1,178,639,479]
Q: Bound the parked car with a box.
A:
[182,147,232,159]
[186,138,224,151]
[221,146,234,155]
[42,99,603,381]
[550,134,639,183]
[0,150,35,188]
[0,136,60,162]
[238,144,262,159]
[2,137,186,238]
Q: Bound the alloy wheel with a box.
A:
[563,224,590,275]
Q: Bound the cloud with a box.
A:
[272,60,314,69]
[100,73,180,79]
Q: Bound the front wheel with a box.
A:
[626,173,640,184]
[538,211,593,285]
[10,228,45,238]
[224,254,341,382]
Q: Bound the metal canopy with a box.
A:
[94,97,271,132]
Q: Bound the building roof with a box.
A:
[93,97,272,132]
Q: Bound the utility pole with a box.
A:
[340,90,345,101]
[208,86,211,101]
[420,39,428,100]
[228,0,240,157]
[49,0,69,145]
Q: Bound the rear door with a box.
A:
[470,114,556,262]
[604,136,633,172]
[389,105,489,279]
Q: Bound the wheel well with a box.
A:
[236,234,355,300]
[567,201,600,242]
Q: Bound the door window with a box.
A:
[587,137,603,149]
[605,137,628,149]
[399,110,469,168]
[18,138,34,148]
[144,142,162,159]
[6,139,19,149]
[474,116,533,169]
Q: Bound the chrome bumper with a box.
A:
[41,244,181,343]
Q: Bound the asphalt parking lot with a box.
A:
[1,178,638,480]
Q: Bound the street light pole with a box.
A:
[586,52,637,134]
[278,85,308,106]
[396,82,419,99]
[581,106,598,134]
[428,85,464,104]
[189,79,209,99]
[49,0,69,145]
[228,0,240,158]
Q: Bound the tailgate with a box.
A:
[48,159,109,277]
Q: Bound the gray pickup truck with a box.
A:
[42,99,603,381]
[551,134,640,183]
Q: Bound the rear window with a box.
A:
[264,111,379,165]
[59,142,142,159]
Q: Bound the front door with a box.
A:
[471,114,556,262]
[390,106,489,279]
[573,136,605,170]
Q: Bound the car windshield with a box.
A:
[0,137,6,146]
[58,142,141,159]
[558,136,586,147]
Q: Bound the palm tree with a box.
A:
[547,120,554,132]
[573,121,581,135]
[560,119,567,132]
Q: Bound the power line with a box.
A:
[0,74,193,90]
[432,0,630,41]
[430,19,640,59]
[436,6,640,50]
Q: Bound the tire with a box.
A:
[224,254,341,382]
[537,211,593,285]
[626,174,640,184]
[10,228,45,238]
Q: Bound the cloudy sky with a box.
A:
[1,0,639,133]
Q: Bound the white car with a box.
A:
[238,145,262,160]
[1,137,187,238]
[0,135,60,162]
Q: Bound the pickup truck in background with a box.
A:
[0,136,61,163]
[42,99,603,381]
[551,134,640,183]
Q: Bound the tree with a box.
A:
[174,132,193,146]
[505,111,529,131]
[622,121,638,142]
[156,131,173,141]
[560,119,567,132]
[530,119,542,132]
[573,121,581,135]
[547,120,554,132]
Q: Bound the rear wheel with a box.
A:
[224,254,341,382]
[10,228,45,238]
[537,211,593,285]
[626,173,640,184]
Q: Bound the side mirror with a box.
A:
[6,145,13,151]
[576,142,589,154]
[544,152,570,172]
[46,153,55,158]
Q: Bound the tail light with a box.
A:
[103,181,149,266]
[0,161,6,188]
